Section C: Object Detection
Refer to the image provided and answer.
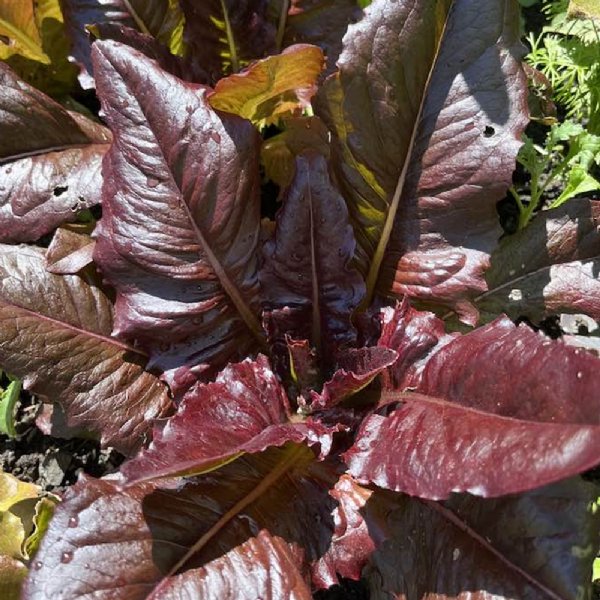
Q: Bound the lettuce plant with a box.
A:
[0,1,599,598]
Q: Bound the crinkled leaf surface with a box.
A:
[261,153,365,357]
[121,356,336,485]
[209,44,324,127]
[0,64,110,243]
[26,446,361,597]
[60,0,184,88]
[317,0,529,322]
[281,0,364,75]
[473,198,600,324]
[180,0,276,83]
[363,478,600,600]
[0,244,171,455]
[92,41,264,393]
[347,309,600,498]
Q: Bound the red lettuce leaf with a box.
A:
[60,0,183,88]
[363,478,600,600]
[120,355,337,485]
[91,41,264,393]
[260,152,365,358]
[473,198,600,324]
[45,228,95,275]
[317,0,529,322]
[0,64,110,243]
[180,0,276,83]
[282,0,363,75]
[0,244,171,455]
[25,446,359,596]
[347,313,600,498]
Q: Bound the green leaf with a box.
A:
[569,0,600,20]
[0,556,27,600]
[0,378,21,438]
[551,167,600,208]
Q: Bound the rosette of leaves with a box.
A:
[0,1,599,599]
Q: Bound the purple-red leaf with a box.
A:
[0,244,171,455]
[310,346,397,410]
[283,0,364,75]
[180,0,276,83]
[474,198,600,324]
[260,152,365,358]
[60,0,184,88]
[208,44,324,127]
[26,446,352,597]
[364,478,600,600]
[317,0,529,322]
[0,64,110,243]
[91,41,264,393]
[121,355,336,485]
[347,315,600,498]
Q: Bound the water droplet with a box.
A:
[5,167,11,174]
[60,551,73,564]
[210,131,221,144]
[186,105,194,114]
[146,177,160,189]
[577,371,583,379]
[34,561,43,570]
[68,516,78,528]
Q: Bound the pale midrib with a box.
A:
[117,73,265,347]
[0,142,109,165]
[424,499,565,600]
[307,164,322,356]
[121,0,151,36]
[361,4,455,309]
[146,445,307,599]
[2,299,147,358]
[220,0,239,72]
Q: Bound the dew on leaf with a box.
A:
[68,516,79,528]
[60,551,73,564]
[146,177,160,189]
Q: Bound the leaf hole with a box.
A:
[53,185,69,197]
[483,125,495,138]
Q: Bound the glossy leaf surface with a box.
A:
[25,446,354,597]
[0,0,49,63]
[45,228,95,275]
[209,44,324,127]
[474,198,600,323]
[0,65,110,243]
[121,356,335,485]
[180,0,276,83]
[92,41,263,392]
[317,0,529,321]
[60,0,184,87]
[348,314,600,498]
[261,153,365,357]
[364,478,600,600]
[0,245,171,454]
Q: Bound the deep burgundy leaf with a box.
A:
[180,0,276,83]
[91,24,209,83]
[0,244,171,455]
[260,152,365,358]
[347,316,600,498]
[377,298,457,390]
[121,356,337,485]
[60,0,183,88]
[0,64,110,243]
[25,446,355,597]
[317,0,529,322]
[282,0,364,75]
[310,346,397,411]
[473,198,600,324]
[91,41,264,393]
[45,228,95,275]
[363,478,600,600]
